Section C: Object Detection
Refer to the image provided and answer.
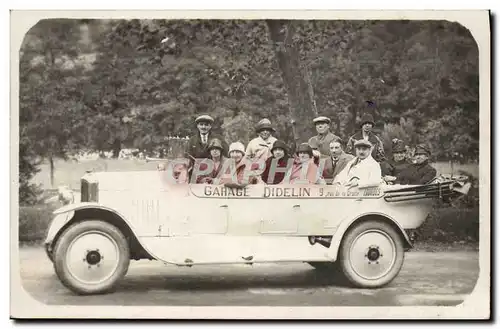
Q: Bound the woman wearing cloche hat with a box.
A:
[345,113,386,163]
[261,140,292,185]
[284,143,325,185]
[245,118,278,162]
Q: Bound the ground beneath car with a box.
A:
[17,245,479,307]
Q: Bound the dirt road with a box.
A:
[18,246,479,307]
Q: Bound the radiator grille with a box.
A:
[80,178,98,202]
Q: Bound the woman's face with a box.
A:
[230,151,244,163]
[362,123,373,132]
[298,151,310,163]
[210,148,221,158]
[272,148,285,159]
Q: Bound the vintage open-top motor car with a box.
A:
[43,165,471,295]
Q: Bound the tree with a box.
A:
[19,19,86,187]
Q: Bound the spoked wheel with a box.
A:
[53,220,130,295]
[338,221,405,288]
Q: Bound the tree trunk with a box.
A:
[266,20,316,149]
[49,156,55,188]
[112,139,121,158]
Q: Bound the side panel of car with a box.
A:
[138,236,335,265]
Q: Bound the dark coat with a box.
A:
[346,131,386,162]
[395,161,437,185]
[187,132,228,159]
[261,156,292,184]
[196,156,228,183]
[381,159,411,177]
[322,152,355,183]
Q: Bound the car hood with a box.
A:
[82,170,173,191]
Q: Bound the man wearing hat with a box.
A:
[395,144,437,185]
[187,114,228,160]
[381,140,411,183]
[346,113,386,163]
[308,116,341,158]
[245,118,278,162]
[333,139,383,188]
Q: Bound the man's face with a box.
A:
[355,146,371,159]
[197,121,212,134]
[210,148,221,159]
[329,142,342,157]
[259,129,272,140]
[298,151,311,163]
[230,151,244,163]
[393,151,406,162]
[315,122,329,134]
[272,148,285,159]
[414,153,428,164]
[362,123,373,132]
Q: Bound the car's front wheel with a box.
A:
[53,220,130,295]
[338,220,405,288]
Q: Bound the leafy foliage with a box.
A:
[18,19,480,203]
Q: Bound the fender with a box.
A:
[47,202,130,244]
[326,211,412,261]
[45,202,160,262]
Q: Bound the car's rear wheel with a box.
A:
[53,220,130,295]
[338,220,404,288]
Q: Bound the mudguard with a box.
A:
[326,211,413,261]
[46,202,136,244]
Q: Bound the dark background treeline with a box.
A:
[19,18,479,205]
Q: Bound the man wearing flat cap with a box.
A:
[308,116,341,159]
[187,114,228,160]
[346,113,386,163]
[395,144,437,185]
[245,118,278,162]
[333,139,383,189]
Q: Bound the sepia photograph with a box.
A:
[10,10,490,319]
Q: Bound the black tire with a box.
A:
[338,220,405,288]
[53,220,130,295]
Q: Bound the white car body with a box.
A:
[44,170,470,294]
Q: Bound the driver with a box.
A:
[333,139,383,188]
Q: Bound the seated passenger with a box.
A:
[321,138,355,184]
[245,118,278,162]
[333,140,383,188]
[381,141,411,184]
[284,143,325,185]
[261,140,293,184]
[173,162,189,183]
[217,141,263,187]
[395,144,437,185]
[197,138,228,184]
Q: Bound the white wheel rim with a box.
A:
[348,229,397,281]
[65,230,120,286]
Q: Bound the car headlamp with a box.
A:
[58,187,75,205]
